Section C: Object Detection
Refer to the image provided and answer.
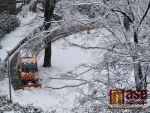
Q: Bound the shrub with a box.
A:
[0,60,7,80]
[0,95,43,113]
[0,11,20,40]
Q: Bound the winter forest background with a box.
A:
[0,0,150,112]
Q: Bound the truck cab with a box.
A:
[18,56,38,84]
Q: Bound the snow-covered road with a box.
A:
[0,11,94,112]
[0,37,92,112]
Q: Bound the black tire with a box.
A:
[33,79,38,84]
[21,80,26,85]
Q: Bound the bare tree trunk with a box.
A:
[43,0,56,67]
[133,29,143,92]
[134,63,142,91]
[43,42,51,67]
[123,16,130,31]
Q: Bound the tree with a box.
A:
[69,0,150,91]
[43,0,56,67]
[55,0,150,112]
[4,0,150,112]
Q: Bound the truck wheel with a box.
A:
[34,79,38,83]
[21,80,26,85]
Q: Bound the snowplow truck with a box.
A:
[18,56,41,89]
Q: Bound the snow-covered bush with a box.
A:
[0,95,43,113]
[0,60,7,81]
[78,5,106,18]
[0,11,20,40]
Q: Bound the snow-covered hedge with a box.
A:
[0,95,43,113]
[0,11,20,40]
[0,60,7,81]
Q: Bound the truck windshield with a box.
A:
[22,62,37,73]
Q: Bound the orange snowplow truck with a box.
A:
[18,56,41,89]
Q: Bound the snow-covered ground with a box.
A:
[0,12,40,60]
[0,11,148,113]
[1,2,149,113]
[0,11,96,112]
[0,37,92,111]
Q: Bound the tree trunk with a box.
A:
[134,63,142,92]
[43,0,56,67]
[43,42,51,67]
[124,16,130,31]
[133,29,144,92]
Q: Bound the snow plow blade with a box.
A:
[18,83,41,90]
